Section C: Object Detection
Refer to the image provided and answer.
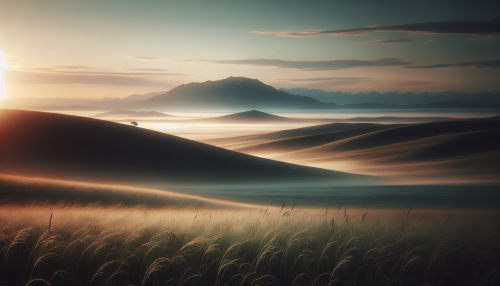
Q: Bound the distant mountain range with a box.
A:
[305,101,500,110]
[3,77,500,111]
[280,87,500,105]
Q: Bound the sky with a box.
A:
[0,0,499,99]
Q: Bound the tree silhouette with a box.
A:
[131,121,138,127]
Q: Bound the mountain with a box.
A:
[305,101,500,110]
[137,77,323,110]
[0,109,371,187]
[194,110,295,123]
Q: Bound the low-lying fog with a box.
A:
[45,109,500,140]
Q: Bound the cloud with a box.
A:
[408,59,500,69]
[126,56,160,60]
[361,39,416,44]
[253,18,500,37]
[52,65,92,69]
[188,58,412,70]
[277,77,369,82]
[5,70,174,87]
[47,70,182,76]
[125,68,169,71]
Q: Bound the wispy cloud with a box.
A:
[253,18,500,37]
[187,58,412,70]
[9,65,181,76]
[126,56,160,60]
[125,68,169,71]
[46,70,181,76]
[361,39,416,44]
[277,77,369,82]
[5,68,183,86]
[408,59,500,69]
[52,65,93,69]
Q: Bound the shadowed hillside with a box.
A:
[279,120,500,161]
[236,124,404,156]
[202,122,383,149]
[0,109,372,187]
[271,120,500,183]
[333,129,500,163]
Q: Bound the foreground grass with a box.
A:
[0,204,499,286]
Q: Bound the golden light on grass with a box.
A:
[0,204,498,285]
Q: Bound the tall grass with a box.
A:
[0,204,499,286]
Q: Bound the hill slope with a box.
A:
[271,121,500,183]
[0,109,370,187]
[278,120,500,161]
[195,110,295,123]
[202,122,386,149]
[326,129,500,164]
[137,77,323,109]
[235,124,404,156]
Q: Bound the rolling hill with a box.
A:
[277,120,500,161]
[0,109,371,187]
[327,129,500,164]
[193,110,296,123]
[136,77,323,110]
[235,124,404,156]
[202,122,388,149]
[269,120,500,183]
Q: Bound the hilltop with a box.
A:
[194,110,296,123]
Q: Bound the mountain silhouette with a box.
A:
[137,77,322,110]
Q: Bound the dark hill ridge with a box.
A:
[335,129,500,164]
[196,110,295,123]
[0,109,371,187]
[137,77,323,109]
[205,123,382,145]
[278,120,500,161]
[235,124,405,156]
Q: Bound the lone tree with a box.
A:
[131,121,138,127]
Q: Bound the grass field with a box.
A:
[1,204,499,286]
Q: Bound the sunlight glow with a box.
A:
[0,48,4,102]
